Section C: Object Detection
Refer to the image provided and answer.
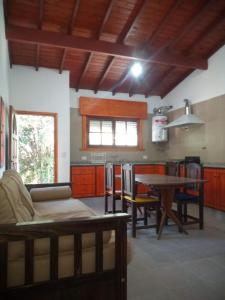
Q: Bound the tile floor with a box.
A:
[81,198,225,300]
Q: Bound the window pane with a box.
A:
[89,120,101,132]
[127,121,138,146]
[115,134,127,146]
[102,121,112,133]
[115,121,126,133]
[89,133,101,145]
[102,133,113,145]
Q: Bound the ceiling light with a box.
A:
[131,62,142,78]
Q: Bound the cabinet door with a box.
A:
[96,166,105,196]
[71,166,95,198]
[204,168,218,208]
[155,165,165,175]
[218,169,225,211]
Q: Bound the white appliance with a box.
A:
[152,106,172,142]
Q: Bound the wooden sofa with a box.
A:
[0,170,129,300]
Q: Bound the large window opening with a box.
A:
[88,118,138,147]
[17,111,58,184]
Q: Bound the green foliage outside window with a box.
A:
[18,115,54,184]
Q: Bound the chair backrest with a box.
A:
[184,162,203,192]
[105,163,115,193]
[166,161,180,176]
[121,163,135,199]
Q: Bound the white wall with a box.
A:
[0,0,10,176]
[162,45,225,110]
[9,66,70,182]
[70,89,163,114]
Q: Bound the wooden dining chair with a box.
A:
[104,163,122,214]
[121,163,161,238]
[174,162,204,229]
[166,161,180,177]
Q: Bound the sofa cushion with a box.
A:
[3,170,35,216]
[0,175,33,224]
[33,199,97,220]
[30,186,72,202]
[8,199,112,260]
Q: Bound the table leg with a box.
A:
[158,187,188,239]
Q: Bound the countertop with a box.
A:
[70,161,225,168]
[70,161,166,166]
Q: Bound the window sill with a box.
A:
[80,147,145,152]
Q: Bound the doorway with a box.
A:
[16,111,58,184]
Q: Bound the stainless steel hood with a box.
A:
[164,99,204,128]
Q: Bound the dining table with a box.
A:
[134,174,205,239]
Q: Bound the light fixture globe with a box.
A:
[131,62,142,78]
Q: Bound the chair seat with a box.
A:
[107,189,121,195]
[124,195,160,204]
[175,192,199,202]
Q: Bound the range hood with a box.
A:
[164,99,204,128]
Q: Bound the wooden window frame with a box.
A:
[16,110,58,183]
[82,115,144,151]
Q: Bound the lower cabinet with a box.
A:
[204,168,225,211]
[71,166,96,198]
[71,164,166,198]
[135,164,165,193]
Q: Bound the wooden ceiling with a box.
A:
[3,0,225,97]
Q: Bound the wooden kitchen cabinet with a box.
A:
[204,168,225,211]
[71,166,95,198]
[96,166,105,197]
[71,163,166,198]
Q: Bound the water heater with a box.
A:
[152,106,172,143]
[152,115,168,142]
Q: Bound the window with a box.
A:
[85,117,142,149]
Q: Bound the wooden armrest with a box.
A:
[0,213,129,242]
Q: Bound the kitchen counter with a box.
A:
[70,161,166,166]
[71,161,225,168]
[203,163,225,168]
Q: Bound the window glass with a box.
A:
[88,118,138,147]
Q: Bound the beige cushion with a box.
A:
[30,186,72,202]
[8,199,112,260]
[3,170,35,216]
[0,176,33,224]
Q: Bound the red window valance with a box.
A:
[79,97,147,119]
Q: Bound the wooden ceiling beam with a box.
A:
[68,0,80,35]
[129,0,181,96]
[118,0,147,43]
[59,0,80,74]
[95,0,147,93]
[76,0,115,91]
[3,0,13,68]
[36,0,44,71]
[111,62,133,94]
[188,8,225,51]
[147,0,181,46]
[76,52,93,91]
[97,0,116,39]
[169,0,214,49]
[160,70,192,98]
[6,26,208,70]
[146,67,175,97]
[145,0,215,96]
